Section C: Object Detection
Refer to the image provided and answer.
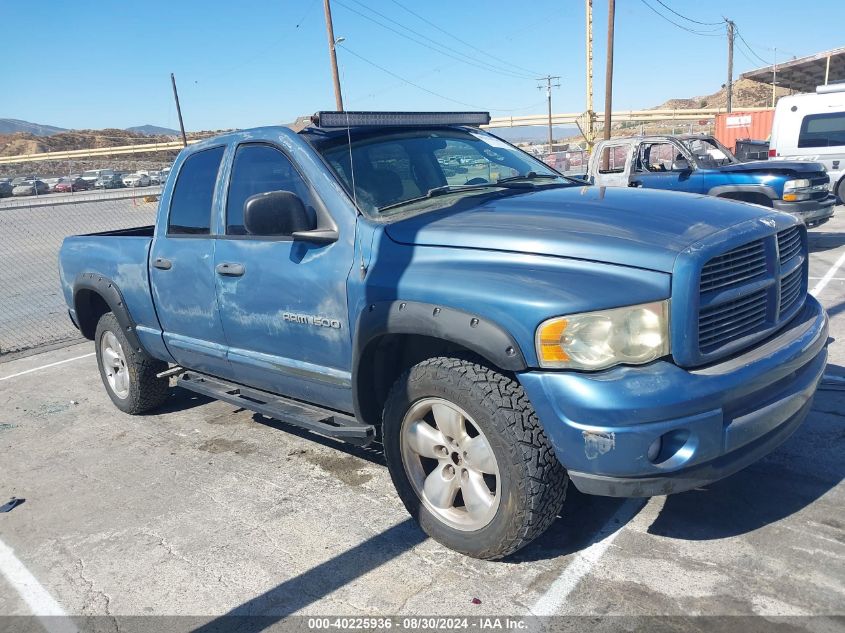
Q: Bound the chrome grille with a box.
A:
[699,289,767,352]
[778,226,801,264]
[695,226,807,361]
[699,240,766,293]
[780,266,803,314]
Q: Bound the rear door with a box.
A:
[213,142,355,411]
[149,145,233,377]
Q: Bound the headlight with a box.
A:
[536,300,670,370]
[783,178,810,191]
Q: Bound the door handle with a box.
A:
[153,257,172,270]
[216,262,245,277]
[629,180,642,188]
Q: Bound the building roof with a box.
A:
[740,47,845,93]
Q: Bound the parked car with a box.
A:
[769,83,845,203]
[122,172,150,187]
[81,169,116,184]
[147,171,161,185]
[734,139,770,162]
[0,180,12,198]
[59,111,828,560]
[12,179,50,196]
[588,134,836,227]
[11,175,37,186]
[55,177,94,193]
[43,177,62,192]
[94,174,123,189]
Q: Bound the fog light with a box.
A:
[647,437,662,462]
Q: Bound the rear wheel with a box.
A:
[383,357,568,559]
[837,178,845,205]
[94,312,169,414]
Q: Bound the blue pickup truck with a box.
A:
[59,112,828,559]
[589,134,836,227]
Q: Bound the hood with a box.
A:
[716,160,825,175]
[384,186,774,273]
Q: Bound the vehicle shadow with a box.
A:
[648,378,844,540]
[807,230,845,253]
[190,518,425,632]
[146,387,213,415]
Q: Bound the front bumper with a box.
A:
[518,296,828,497]
[773,195,836,226]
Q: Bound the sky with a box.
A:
[1,0,842,132]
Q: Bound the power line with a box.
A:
[333,0,535,80]
[651,0,723,26]
[386,0,542,77]
[338,45,544,112]
[638,0,724,36]
[734,27,771,65]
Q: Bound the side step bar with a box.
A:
[178,371,375,446]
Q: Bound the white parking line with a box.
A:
[531,499,643,616]
[0,353,94,382]
[811,251,845,298]
[0,539,77,632]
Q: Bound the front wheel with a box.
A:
[383,357,568,559]
[94,312,169,414]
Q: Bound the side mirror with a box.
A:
[243,190,316,237]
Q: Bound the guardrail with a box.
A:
[0,107,774,164]
[485,107,772,128]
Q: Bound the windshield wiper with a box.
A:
[495,171,561,184]
[378,182,532,212]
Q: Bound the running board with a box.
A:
[178,371,375,446]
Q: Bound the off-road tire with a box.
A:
[382,356,568,559]
[94,312,169,414]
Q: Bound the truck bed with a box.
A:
[58,231,163,350]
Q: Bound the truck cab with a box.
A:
[589,134,836,227]
[59,112,828,560]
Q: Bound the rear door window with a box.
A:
[168,146,225,235]
[798,112,845,148]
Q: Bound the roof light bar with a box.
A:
[312,111,491,128]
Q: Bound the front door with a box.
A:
[213,142,355,411]
[630,141,705,193]
[150,145,232,377]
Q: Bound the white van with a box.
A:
[770,83,845,202]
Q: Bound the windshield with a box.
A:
[681,137,737,168]
[311,127,571,217]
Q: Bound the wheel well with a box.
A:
[717,191,773,207]
[355,333,504,428]
[74,289,111,340]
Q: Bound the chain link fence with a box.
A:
[0,190,160,357]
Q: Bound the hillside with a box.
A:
[0,129,175,158]
[653,78,790,110]
[126,124,180,136]
[0,119,67,136]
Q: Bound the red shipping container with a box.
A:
[714,109,775,152]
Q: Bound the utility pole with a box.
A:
[170,73,188,147]
[323,0,344,110]
[585,0,594,145]
[537,75,560,154]
[725,19,734,113]
[772,47,777,107]
[603,0,615,142]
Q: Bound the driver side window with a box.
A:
[638,143,680,172]
[226,144,316,236]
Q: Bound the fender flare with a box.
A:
[707,184,778,200]
[72,272,151,359]
[353,300,527,373]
